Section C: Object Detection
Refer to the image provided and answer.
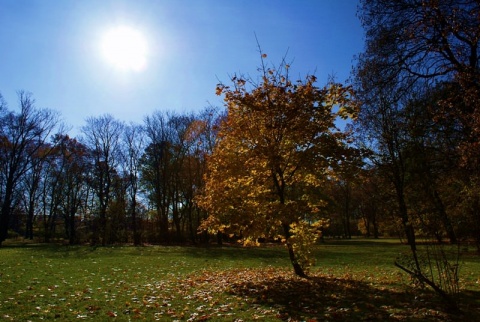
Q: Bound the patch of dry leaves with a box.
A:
[172,267,474,321]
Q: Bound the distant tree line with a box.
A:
[0,95,223,246]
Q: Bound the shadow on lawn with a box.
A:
[220,269,480,321]
[321,238,405,247]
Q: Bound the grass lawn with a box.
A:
[0,239,478,321]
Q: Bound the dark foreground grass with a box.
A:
[0,239,478,321]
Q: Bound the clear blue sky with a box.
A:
[0,0,364,135]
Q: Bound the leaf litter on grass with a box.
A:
[144,266,468,321]
[1,244,479,321]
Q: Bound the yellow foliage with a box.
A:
[288,219,329,272]
[196,58,357,274]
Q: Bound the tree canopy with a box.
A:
[197,56,358,276]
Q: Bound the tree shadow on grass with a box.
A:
[321,238,404,247]
[214,268,480,321]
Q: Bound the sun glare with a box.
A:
[100,26,148,72]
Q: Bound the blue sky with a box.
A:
[0,0,364,135]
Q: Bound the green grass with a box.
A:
[0,239,478,321]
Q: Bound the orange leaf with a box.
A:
[107,311,117,317]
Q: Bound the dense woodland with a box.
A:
[1,0,479,274]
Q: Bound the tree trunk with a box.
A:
[283,223,307,278]
[362,215,370,238]
[395,183,424,275]
[0,203,11,244]
[431,189,457,244]
[158,206,169,243]
[25,196,35,240]
[216,231,223,245]
[100,209,107,246]
[67,204,77,245]
[131,198,141,246]
[343,182,352,239]
[172,202,182,242]
[0,182,15,244]
[188,206,196,243]
[25,206,34,240]
[473,196,480,253]
[395,181,417,251]
[372,212,380,239]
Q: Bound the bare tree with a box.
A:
[81,114,124,246]
[121,123,145,245]
[49,134,90,244]
[0,91,59,245]
[354,0,477,307]
[141,111,174,242]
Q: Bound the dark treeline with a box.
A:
[1,0,479,253]
[351,0,480,253]
[0,94,224,246]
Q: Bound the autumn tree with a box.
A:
[197,56,358,277]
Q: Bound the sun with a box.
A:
[100,26,148,72]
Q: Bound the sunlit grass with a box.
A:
[0,240,478,321]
